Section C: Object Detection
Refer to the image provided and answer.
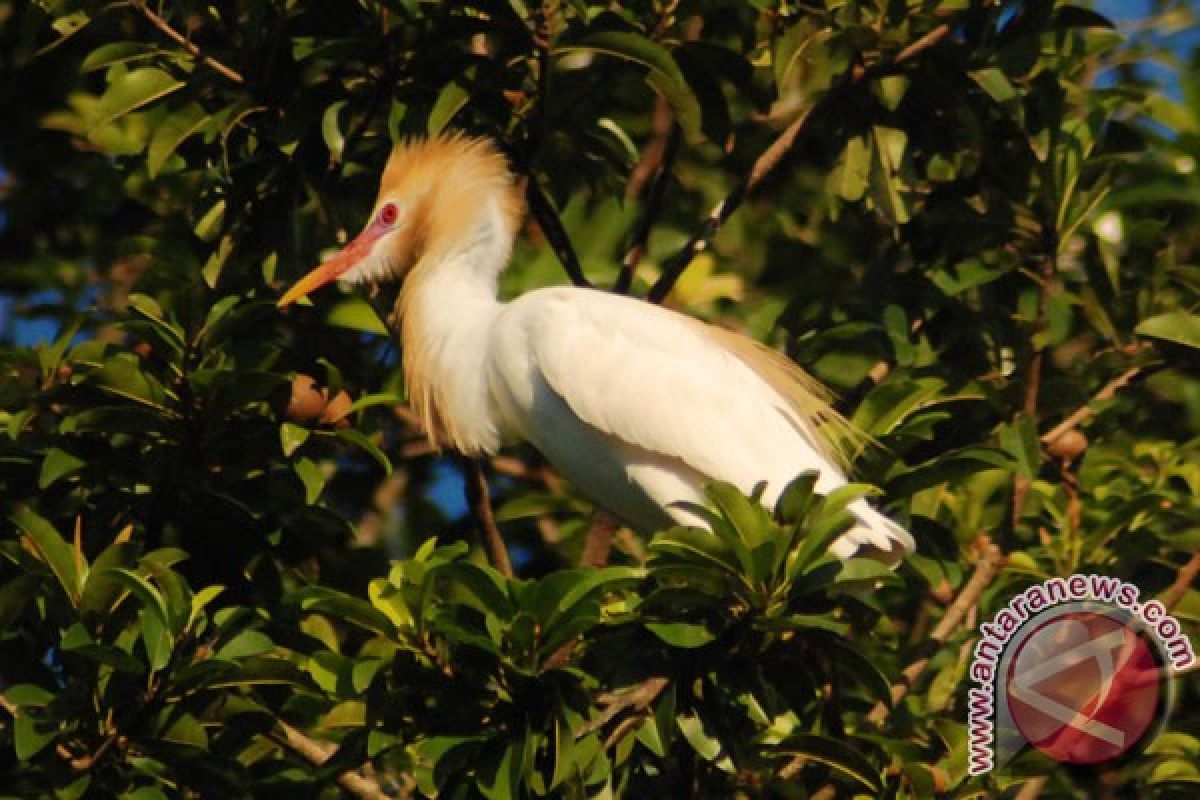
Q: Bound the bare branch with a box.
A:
[1014,775,1049,800]
[866,539,1005,725]
[130,1,245,85]
[579,676,670,741]
[1040,365,1143,445]
[525,178,592,289]
[1161,548,1200,612]
[647,17,959,304]
[780,540,1005,784]
[464,457,514,578]
[616,101,681,295]
[580,510,619,567]
[1013,253,1056,520]
[272,720,393,800]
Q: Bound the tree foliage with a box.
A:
[1,0,1199,797]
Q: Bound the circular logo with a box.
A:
[1005,610,1161,764]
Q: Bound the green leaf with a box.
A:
[95,354,171,412]
[96,67,184,125]
[0,575,39,629]
[645,621,716,648]
[280,423,310,457]
[875,75,909,111]
[998,415,1041,480]
[127,293,185,355]
[4,684,54,708]
[51,10,89,37]
[147,104,209,177]
[869,125,912,225]
[557,32,702,141]
[1136,311,1200,350]
[970,68,1017,105]
[12,507,81,605]
[158,710,209,750]
[649,525,740,576]
[327,297,388,335]
[103,567,170,633]
[831,135,870,202]
[322,100,348,161]
[291,586,395,636]
[774,733,882,793]
[294,457,327,504]
[1053,6,1116,29]
[216,629,274,660]
[14,712,56,761]
[677,712,722,761]
[81,42,157,72]
[427,82,470,136]
[202,234,234,289]
[704,481,773,551]
[335,429,392,475]
[852,377,948,437]
[194,199,226,242]
[122,788,170,800]
[38,447,85,489]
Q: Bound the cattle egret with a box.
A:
[279,134,913,560]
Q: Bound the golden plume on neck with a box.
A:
[379,134,524,453]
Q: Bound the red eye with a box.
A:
[379,203,398,226]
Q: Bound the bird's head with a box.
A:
[278,134,521,307]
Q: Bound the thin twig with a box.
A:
[1161,548,1200,612]
[355,470,408,546]
[867,539,1005,724]
[579,676,670,741]
[646,18,958,304]
[130,1,245,84]
[464,457,514,578]
[525,178,592,288]
[579,510,619,567]
[1013,253,1056,520]
[272,720,391,800]
[1039,365,1142,445]
[616,102,681,294]
[1014,775,1048,800]
[781,541,1005,786]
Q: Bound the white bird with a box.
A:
[279,134,913,561]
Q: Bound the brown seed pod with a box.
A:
[319,389,353,428]
[1047,429,1088,462]
[286,374,327,423]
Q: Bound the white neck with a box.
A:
[398,198,514,454]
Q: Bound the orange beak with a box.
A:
[277,229,382,308]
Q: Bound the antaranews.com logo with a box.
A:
[966,574,1195,775]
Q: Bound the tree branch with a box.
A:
[865,539,1005,726]
[525,178,592,289]
[130,1,245,85]
[1013,253,1056,520]
[579,676,670,741]
[647,17,958,304]
[272,720,392,800]
[1161,547,1200,612]
[1039,365,1142,445]
[781,540,1004,785]
[463,457,514,578]
[616,102,681,295]
[579,510,619,567]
